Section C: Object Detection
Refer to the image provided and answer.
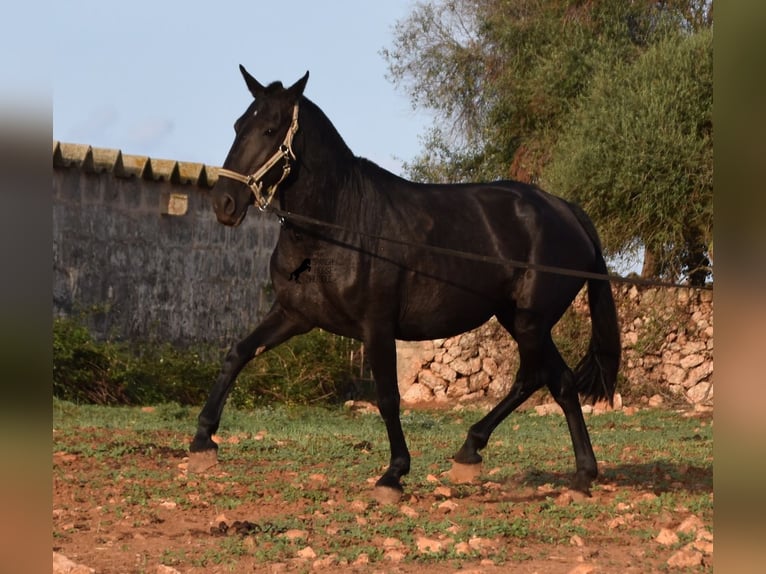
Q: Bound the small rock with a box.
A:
[454,541,471,555]
[156,566,181,574]
[400,504,419,518]
[567,565,596,574]
[667,548,703,569]
[677,515,704,534]
[53,552,95,574]
[686,382,713,404]
[570,534,585,547]
[680,354,705,369]
[693,539,714,554]
[656,528,679,546]
[534,403,562,416]
[296,546,317,560]
[283,529,308,541]
[312,555,336,569]
[433,485,453,498]
[607,516,626,529]
[383,537,403,548]
[696,528,714,542]
[438,500,459,513]
[648,394,664,407]
[555,491,573,507]
[349,499,367,513]
[468,537,494,551]
[416,536,445,553]
[352,553,369,566]
[636,492,658,503]
[403,381,434,403]
[384,549,406,562]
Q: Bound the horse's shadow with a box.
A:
[517,459,713,495]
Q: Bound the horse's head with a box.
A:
[212,66,309,226]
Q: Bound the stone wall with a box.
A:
[53,142,280,346]
[396,284,713,407]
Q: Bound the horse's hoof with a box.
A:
[449,461,483,484]
[571,471,595,496]
[373,485,403,505]
[187,449,219,473]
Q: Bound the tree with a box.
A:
[543,28,713,284]
[385,0,700,181]
[383,0,713,281]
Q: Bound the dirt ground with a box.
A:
[52,406,713,573]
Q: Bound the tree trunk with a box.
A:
[641,247,657,279]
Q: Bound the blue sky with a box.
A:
[52,0,430,176]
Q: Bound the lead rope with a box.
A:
[265,206,713,291]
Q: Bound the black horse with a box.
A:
[189,67,621,497]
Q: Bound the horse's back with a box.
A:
[400,179,596,269]
[382,179,598,338]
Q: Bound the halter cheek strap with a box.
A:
[217,103,300,211]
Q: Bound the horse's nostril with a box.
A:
[222,194,236,216]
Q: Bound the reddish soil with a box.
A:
[52,408,713,573]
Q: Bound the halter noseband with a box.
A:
[217,103,300,211]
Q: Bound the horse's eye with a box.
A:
[264,128,275,136]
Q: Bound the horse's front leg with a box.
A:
[365,333,410,499]
[189,303,310,469]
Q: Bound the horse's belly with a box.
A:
[396,284,496,341]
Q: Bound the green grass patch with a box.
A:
[53,400,712,570]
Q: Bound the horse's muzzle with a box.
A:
[213,192,247,226]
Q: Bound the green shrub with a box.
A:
[231,330,360,408]
[53,317,362,407]
[53,317,129,404]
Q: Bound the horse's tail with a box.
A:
[568,204,622,405]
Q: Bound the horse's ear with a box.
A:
[287,71,309,100]
[240,64,265,98]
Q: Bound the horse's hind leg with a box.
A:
[453,362,543,465]
[189,303,310,467]
[454,310,546,465]
[546,345,598,493]
[453,308,598,491]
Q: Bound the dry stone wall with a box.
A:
[396,284,713,408]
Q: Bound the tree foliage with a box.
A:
[383,0,713,281]
[544,28,713,283]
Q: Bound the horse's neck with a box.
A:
[285,102,391,219]
[285,159,357,219]
[285,139,358,218]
